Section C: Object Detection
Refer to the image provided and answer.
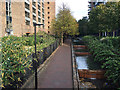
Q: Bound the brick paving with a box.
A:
[38,39,73,88]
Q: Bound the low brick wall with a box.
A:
[73,45,87,49]
[74,52,90,56]
[78,69,106,79]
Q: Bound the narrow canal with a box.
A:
[73,38,107,89]
[76,56,88,69]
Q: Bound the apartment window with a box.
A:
[38,5,40,10]
[48,26,50,29]
[42,2,44,8]
[9,17,12,23]
[9,3,11,11]
[47,2,50,4]
[48,16,50,19]
[48,12,50,14]
[32,0,36,7]
[38,11,41,16]
[38,18,41,22]
[25,2,30,10]
[42,14,44,18]
[48,21,50,24]
[32,8,36,13]
[38,0,40,4]
[42,20,44,28]
[9,11,11,16]
[6,11,8,16]
[33,15,36,21]
[6,0,12,29]
[33,22,36,26]
[48,7,50,9]
[25,11,30,18]
[42,8,44,13]
[6,2,8,11]
[43,20,44,23]
[25,20,30,25]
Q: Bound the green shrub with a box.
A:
[1,36,32,88]
[83,36,120,87]
[1,31,57,88]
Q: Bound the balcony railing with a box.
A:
[25,8,30,13]
[25,0,30,4]
[25,17,30,21]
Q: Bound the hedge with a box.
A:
[83,36,120,87]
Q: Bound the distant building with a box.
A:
[44,1,55,33]
[82,16,88,20]
[0,0,55,37]
[88,0,106,15]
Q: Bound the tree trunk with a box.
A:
[113,30,115,37]
[105,32,107,37]
[99,32,101,37]
[61,32,64,45]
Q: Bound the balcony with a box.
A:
[25,8,30,13]
[88,8,92,11]
[88,5,91,8]
[38,16,41,18]
[38,2,41,6]
[25,0,30,4]
[38,9,41,12]
[33,13,36,16]
[33,20,36,23]
[38,18,41,23]
[32,4,36,9]
[42,12,44,15]
[25,17,30,21]
[42,18,45,21]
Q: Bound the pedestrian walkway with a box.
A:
[38,39,73,88]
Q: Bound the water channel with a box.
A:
[73,38,107,89]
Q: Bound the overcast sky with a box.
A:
[56,0,89,21]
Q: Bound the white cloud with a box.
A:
[56,0,89,20]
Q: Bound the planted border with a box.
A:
[1,31,60,88]
[83,36,120,87]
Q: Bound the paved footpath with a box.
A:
[38,39,73,88]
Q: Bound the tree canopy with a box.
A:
[50,4,79,39]
[88,2,120,36]
[78,17,89,36]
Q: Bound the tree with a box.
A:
[88,2,119,37]
[104,2,119,37]
[78,17,89,36]
[50,4,79,45]
[89,4,106,37]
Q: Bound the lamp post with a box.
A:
[34,23,44,89]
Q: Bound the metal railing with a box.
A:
[20,39,60,87]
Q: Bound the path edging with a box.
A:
[21,46,60,88]
[71,40,80,89]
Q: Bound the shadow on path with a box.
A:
[38,39,73,88]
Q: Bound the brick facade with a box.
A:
[44,1,55,33]
[0,0,55,37]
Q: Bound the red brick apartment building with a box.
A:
[0,0,55,37]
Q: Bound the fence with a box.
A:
[78,69,106,79]
[19,39,60,88]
